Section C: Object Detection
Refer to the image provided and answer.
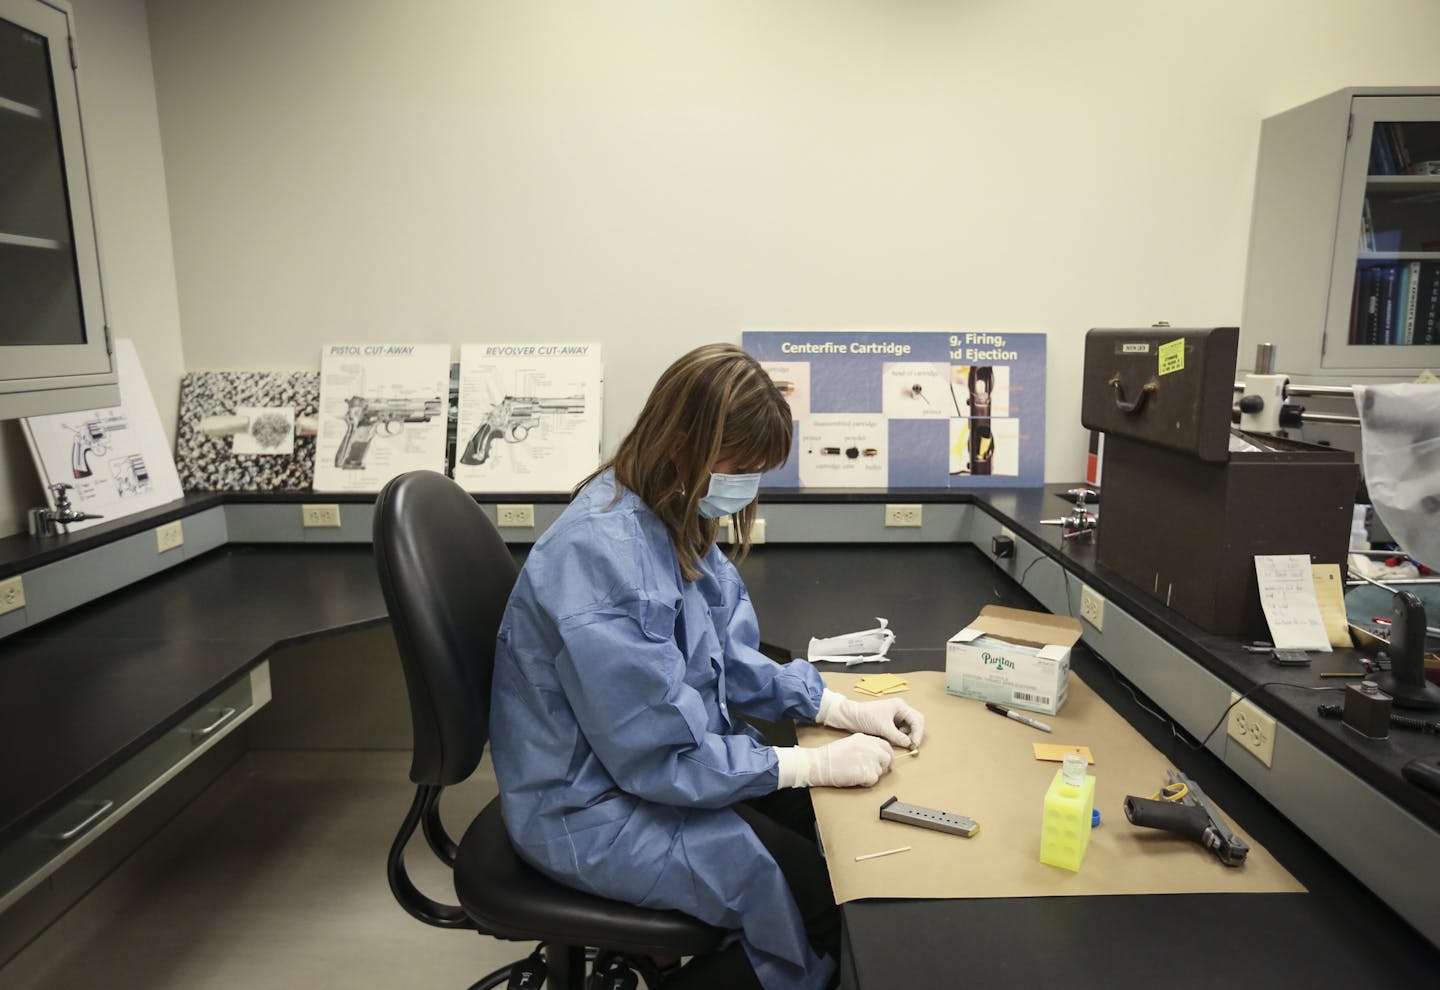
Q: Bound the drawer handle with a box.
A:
[190,707,238,740]
[46,800,115,844]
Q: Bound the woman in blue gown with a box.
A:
[490,344,926,989]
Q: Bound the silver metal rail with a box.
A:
[1232,381,1358,399]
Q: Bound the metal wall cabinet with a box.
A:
[1241,87,1440,380]
[0,0,116,419]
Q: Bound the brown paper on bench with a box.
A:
[801,671,1304,903]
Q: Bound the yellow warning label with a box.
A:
[1158,338,1185,376]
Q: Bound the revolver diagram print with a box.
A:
[459,395,586,466]
[68,412,129,479]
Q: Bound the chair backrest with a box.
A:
[374,470,519,786]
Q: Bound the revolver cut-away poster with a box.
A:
[453,343,603,494]
[21,339,184,532]
[312,343,451,492]
[742,330,1046,489]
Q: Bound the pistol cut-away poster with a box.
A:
[21,338,184,532]
[742,330,1046,489]
[312,343,451,493]
[453,343,603,494]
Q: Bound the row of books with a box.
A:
[1358,198,1375,252]
[1349,261,1440,345]
[1368,122,1440,176]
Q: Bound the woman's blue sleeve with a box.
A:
[715,580,825,723]
[544,539,782,809]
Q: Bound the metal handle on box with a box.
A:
[1108,375,1157,415]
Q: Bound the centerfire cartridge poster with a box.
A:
[742,331,1046,488]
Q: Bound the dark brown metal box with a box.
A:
[1081,327,1357,637]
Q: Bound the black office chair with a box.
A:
[373,470,724,989]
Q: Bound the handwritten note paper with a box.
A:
[1254,555,1333,652]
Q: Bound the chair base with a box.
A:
[464,961,516,990]
[466,944,662,990]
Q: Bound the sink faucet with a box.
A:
[29,484,104,537]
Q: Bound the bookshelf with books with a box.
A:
[1241,88,1440,377]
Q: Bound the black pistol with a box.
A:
[1123,769,1249,866]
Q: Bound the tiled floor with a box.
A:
[6,751,530,989]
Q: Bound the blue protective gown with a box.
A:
[490,470,833,990]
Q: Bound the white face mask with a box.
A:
[697,471,762,519]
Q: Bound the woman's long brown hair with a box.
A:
[576,343,792,581]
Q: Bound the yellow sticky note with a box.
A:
[854,682,909,697]
[1311,563,1355,649]
[1033,744,1094,764]
[855,673,906,692]
[1158,338,1185,376]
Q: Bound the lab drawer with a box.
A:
[0,662,270,911]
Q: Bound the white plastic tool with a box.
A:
[807,617,896,666]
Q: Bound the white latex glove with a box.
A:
[774,734,894,789]
[816,689,926,749]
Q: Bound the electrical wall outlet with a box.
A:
[497,504,535,528]
[1079,584,1105,631]
[155,521,184,554]
[301,504,342,528]
[714,517,763,543]
[0,575,24,616]
[1227,692,1277,768]
[884,504,923,528]
[992,526,1016,560]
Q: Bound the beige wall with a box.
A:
[144,0,1440,484]
[7,1,1440,537]
[0,0,184,538]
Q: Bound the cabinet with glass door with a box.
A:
[1241,88,1440,378]
[0,0,115,418]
